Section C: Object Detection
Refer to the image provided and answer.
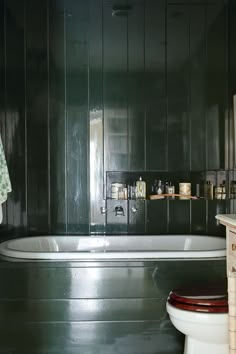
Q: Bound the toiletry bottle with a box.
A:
[157,180,163,195]
[151,180,158,194]
[221,180,226,200]
[167,182,175,195]
[196,184,200,198]
[204,181,213,199]
[230,181,236,199]
[136,176,146,199]
[165,182,169,194]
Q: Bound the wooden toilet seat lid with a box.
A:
[168,288,228,313]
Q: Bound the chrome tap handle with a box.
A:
[100,207,107,215]
[131,206,138,213]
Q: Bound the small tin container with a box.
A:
[179,183,191,200]
[111,183,125,199]
[215,186,223,199]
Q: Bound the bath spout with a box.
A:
[114,205,125,216]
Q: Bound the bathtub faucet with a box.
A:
[114,205,125,216]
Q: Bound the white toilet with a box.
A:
[166,288,229,354]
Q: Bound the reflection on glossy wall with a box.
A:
[0,0,232,236]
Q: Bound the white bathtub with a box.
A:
[0,235,226,260]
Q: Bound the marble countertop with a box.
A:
[216,214,236,228]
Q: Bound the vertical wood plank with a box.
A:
[49,0,67,233]
[169,200,190,234]
[145,0,166,171]
[5,0,26,234]
[167,4,190,171]
[206,1,227,170]
[89,0,105,232]
[103,0,128,172]
[229,0,236,170]
[25,0,49,233]
[0,0,7,229]
[128,0,145,171]
[66,0,89,233]
[190,5,206,171]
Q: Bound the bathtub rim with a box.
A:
[0,234,226,261]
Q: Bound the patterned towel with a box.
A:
[0,135,11,204]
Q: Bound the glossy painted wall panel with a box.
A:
[191,199,207,234]
[0,298,166,321]
[0,0,4,143]
[26,0,49,233]
[0,258,226,299]
[66,0,89,233]
[0,265,159,299]
[167,4,190,171]
[207,199,228,235]
[206,1,227,170]
[0,257,225,353]
[0,0,231,237]
[89,0,105,231]
[145,0,166,170]
[168,200,190,234]
[128,0,145,170]
[49,0,67,233]
[189,5,206,170]
[0,0,7,226]
[103,0,128,172]
[128,199,145,234]
[0,321,184,354]
[146,200,168,235]
[5,0,27,234]
[229,0,236,170]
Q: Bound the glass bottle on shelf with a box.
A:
[136,176,146,199]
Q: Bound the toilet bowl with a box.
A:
[166,288,229,354]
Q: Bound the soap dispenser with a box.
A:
[136,176,146,199]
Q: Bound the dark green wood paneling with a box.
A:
[0,321,184,354]
[89,0,105,232]
[146,200,168,235]
[0,0,6,225]
[167,4,190,171]
[206,1,227,170]
[191,199,207,234]
[128,200,145,234]
[103,0,128,171]
[106,199,128,234]
[0,266,159,298]
[0,0,4,141]
[153,259,226,296]
[128,0,145,170]
[0,0,230,236]
[168,200,190,234]
[145,0,166,171]
[0,257,226,354]
[189,5,206,170]
[207,199,228,235]
[229,0,236,170]
[0,298,166,321]
[0,259,226,299]
[26,0,49,233]
[5,0,26,233]
[49,0,67,233]
[66,0,89,233]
